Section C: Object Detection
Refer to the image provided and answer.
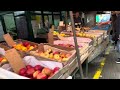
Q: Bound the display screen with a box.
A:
[96,14,111,23]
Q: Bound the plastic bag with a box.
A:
[0,68,29,79]
[0,48,5,56]
[23,56,63,70]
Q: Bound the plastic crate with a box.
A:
[92,24,111,31]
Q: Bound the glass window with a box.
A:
[14,11,25,16]
[3,13,17,39]
[53,12,60,14]
[48,15,52,25]
[43,11,52,14]
[61,11,66,14]
[35,11,41,14]
[31,15,43,38]
[15,16,28,39]
[61,11,66,24]
[0,21,5,42]
[44,15,49,28]
[54,15,60,28]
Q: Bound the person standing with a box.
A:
[111,11,118,44]
[74,12,83,28]
[81,12,85,26]
[111,11,120,63]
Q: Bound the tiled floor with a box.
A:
[75,44,120,79]
[101,49,120,79]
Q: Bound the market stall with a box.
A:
[0,11,109,79]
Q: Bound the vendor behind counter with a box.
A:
[74,12,83,28]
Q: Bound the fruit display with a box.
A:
[57,44,75,48]
[53,31,59,35]
[75,27,90,32]
[89,30,107,33]
[57,35,92,43]
[18,64,60,79]
[13,41,37,52]
[88,30,107,37]
[59,32,96,39]
[30,48,72,62]
[77,32,96,39]
[58,31,96,40]
[54,40,85,49]
[59,33,66,37]
[0,56,8,66]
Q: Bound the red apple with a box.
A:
[19,68,27,76]
[53,51,60,55]
[23,73,28,77]
[37,73,47,79]
[70,45,74,48]
[53,67,60,73]
[48,72,54,79]
[0,57,3,62]
[65,53,71,58]
[53,54,60,60]
[60,52,66,58]
[58,44,64,46]
[33,70,40,79]
[34,65,43,71]
[26,65,33,69]
[22,42,30,47]
[42,68,52,76]
[26,68,35,76]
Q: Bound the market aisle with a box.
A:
[75,44,111,79]
[75,56,105,79]
[100,46,120,79]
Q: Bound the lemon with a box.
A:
[28,46,34,51]
[1,58,7,63]
[21,47,27,51]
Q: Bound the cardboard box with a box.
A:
[29,44,76,66]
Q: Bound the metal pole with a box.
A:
[85,58,88,78]
[69,11,84,79]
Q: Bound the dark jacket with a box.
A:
[74,16,82,27]
[74,16,82,23]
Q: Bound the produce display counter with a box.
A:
[51,29,109,78]
[0,28,109,79]
[88,35,109,63]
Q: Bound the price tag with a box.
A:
[5,48,26,74]
[38,43,44,52]
[59,21,64,26]
[48,25,54,44]
[3,33,16,47]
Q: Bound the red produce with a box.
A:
[26,68,35,76]
[37,73,47,79]
[26,65,33,69]
[22,42,30,47]
[53,67,60,73]
[33,71,41,79]
[34,65,43,71]
[19,68,27,76]
[42,68,52,76]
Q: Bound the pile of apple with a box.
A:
[13,41,36,52]
[30,48,72,62]
[57,44,75,48]
[19,65,60,79]
[0,56,8,66]
[55,44,83,49]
